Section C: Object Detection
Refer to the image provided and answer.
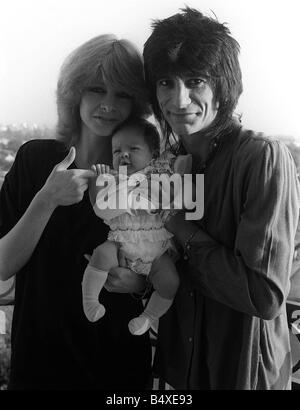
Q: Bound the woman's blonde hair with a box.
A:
[56,34,150,147]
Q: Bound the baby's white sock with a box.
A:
[128,291,173,336]
[82,265,108,322]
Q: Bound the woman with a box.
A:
[143,7,300,389]
[0,34,152,390]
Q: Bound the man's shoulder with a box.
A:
[234,127,289,158]
[238,127,279,145]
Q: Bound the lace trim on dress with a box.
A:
[108,227,173,243]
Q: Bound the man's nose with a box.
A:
[172,80,191,108]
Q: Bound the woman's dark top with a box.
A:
[0,139,152,390]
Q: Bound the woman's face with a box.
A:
[79,76,133,137]
[156,74,219,136]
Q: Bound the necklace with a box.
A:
[172,119,242,175]
[193,136,221,174]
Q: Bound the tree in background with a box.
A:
[0,125,54,187]
[0,307,13,390]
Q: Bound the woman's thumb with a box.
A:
[56,147,76,170]
[84,254,91,262]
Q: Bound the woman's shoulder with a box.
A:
[16,138,69,171]
[11,139,69,185]
[18,138,67,159]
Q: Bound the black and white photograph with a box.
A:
[0,0,300,395]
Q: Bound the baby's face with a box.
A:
[112,125,153,175]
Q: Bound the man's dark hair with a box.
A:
[143,7,243,149]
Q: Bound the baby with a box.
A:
[82,118,191,335]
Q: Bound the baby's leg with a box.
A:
[149,252,180,299]
[82,241,118,322]
[128,253,179,335]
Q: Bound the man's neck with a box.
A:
[180,131,212,163]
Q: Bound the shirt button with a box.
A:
[188,337,193,342]
[190,292,194,297]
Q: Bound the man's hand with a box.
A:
[39,147,96,208]
[165,211,214,247]
[105,250,147,294]
[104,266,146,293]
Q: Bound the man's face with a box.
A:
[156,75,219,136]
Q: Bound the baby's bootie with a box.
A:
[83,301,106,322]
[128,315,152,336]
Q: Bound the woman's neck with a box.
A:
[75,126,112,169]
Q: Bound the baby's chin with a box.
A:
[117,164,144,175]
[127,167,144,176]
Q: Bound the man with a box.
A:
[287,221,300,389]
[143,7,300,389]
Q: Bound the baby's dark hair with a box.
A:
[114,117,161,159]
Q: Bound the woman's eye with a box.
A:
[87,87,105,94]
[131,147,139,151]
[117,92,132,99]
[113,149,121,154]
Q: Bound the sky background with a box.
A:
[1,0,300,139]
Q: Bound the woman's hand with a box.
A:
[39,147,96,209]
[0,148,94,281]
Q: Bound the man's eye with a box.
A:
[187,78,206,87]
[157,79,172,87]
[113,150,121,154]
[131,147,140,151]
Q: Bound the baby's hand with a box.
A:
[91,164,111,176]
